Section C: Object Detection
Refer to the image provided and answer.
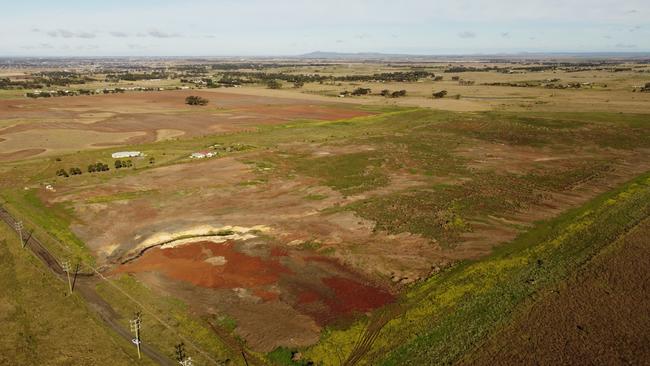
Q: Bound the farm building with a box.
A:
[190,151,216,159]
[111,151,142,159]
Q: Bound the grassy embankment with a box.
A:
[0,224,147,365]
[298,171,650,365]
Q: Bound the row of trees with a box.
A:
[56,158,149,178]
[210,70,437,86]
[88,162,110,173]
[114,159,133,169]
[380,89,407,98]
[55,167,83,177]
[105,72,170,82]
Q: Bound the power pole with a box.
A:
[130,312,142,360]
[175,343,193,366]
[61,260,73,294]
[15,221,24,248]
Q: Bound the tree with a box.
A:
[351,87,371,96]
[380,89,391,97]
[391,90,407,98]
[293,81,304,88]
[185,95,209,106]
[266,80,282,89]
[115,160,123,169]
[433,90,448,99]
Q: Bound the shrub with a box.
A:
[433,90,448,99]
[266,80,283,89]
[185,95,209,106]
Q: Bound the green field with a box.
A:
[1,101,649,365]
[301,172,650,365]
[0,224,147,365]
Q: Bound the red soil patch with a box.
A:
[117,240,395,328]
[297,290,321,304]
[253,289,280,301]
[322,277,395,316]
[117,241,291,289]
[270,246,289,257]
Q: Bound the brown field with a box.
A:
[2,60,649,363]
[463,216,650,366]
[38,108,650,351]
[0,89,372,161]
[218,67,650,114]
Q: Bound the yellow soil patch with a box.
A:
[0,129,147,158]
[155,128,185,141]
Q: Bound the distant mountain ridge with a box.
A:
[298,51,416,59]
[297,51,650,61]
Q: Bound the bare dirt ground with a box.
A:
[0,90,372,160]
[42,153,439,351]
[117,239,394,352]
[217,68,650,114]
[463,216,650,366]
[40,140,650,352]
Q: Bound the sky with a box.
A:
[0,0,648,56]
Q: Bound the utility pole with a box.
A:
[175,343,193,366]
[61,260,73,295]
[130,312,142,360]
[15,220,24,248]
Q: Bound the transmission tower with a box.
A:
[130,312,142,359]
[15,221,24,248]
[175,343,193,366]
[61,260,74,294]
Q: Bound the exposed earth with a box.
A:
[0,90,372,160]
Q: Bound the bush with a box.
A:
[351,87,371,96]
[88,162,110,173]
[433,90,448,99]
[185,95,209,106]
[266,80,283,89]
[391,90,407,98]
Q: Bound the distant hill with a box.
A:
[298,51,419,60]
[296,51,650,61]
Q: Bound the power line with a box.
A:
[61,259,73,295]
[130,312,142,360]
[0,205,223,365]
[15,220,24,248]
[176,343,194,366]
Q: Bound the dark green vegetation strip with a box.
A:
[372,172,650,365]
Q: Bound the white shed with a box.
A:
[111,151,142,159]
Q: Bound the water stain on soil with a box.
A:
[116,239,395,351]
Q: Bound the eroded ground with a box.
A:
[36,107,650,351]
[0,89,371,160]
[464,217,650,366]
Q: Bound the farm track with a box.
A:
[0,205,173,366]
[343,302,404,366]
